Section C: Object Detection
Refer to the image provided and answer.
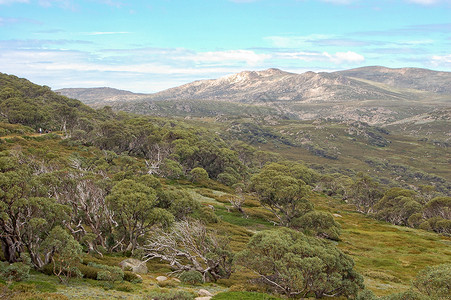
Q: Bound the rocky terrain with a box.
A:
[57,66,451,126]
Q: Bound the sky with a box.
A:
[0,0,451,93]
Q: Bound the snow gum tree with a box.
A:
[236,228,364,298]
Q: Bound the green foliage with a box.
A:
[145,289,195,300]
[179,270,203,285]
[381,289,432,300]
[357,289,378,300]
[160,158,184,179]
[0,261,30,282]
[374,188,421,226]
[293,211,341,240]
[76,264,99,280]
[211,291,281,300]
[157,188,201,220]
[349,173,384,214]
[189,167,209,182]
[123,271,142,283]
[106,178,174,251]
[413,263,451,299]
[87,262,124,282]
[236,228,363,298]
[423,196,451,220]
[41,226,83,283]
[251,162,312,227]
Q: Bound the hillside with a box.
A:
[56,67,451,127]
[1,72,451,300]
[336,66,451,94]
[56,87,149,105]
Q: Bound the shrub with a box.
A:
[88,262,124,282]
[381,289,431,300]
[77,264,99,280]
[114,282,134,292]
[179,270,203,285]
[236,228,363,298]
[124,271,143,283]
[190,167,209,182]
[413,263,451,298]
[0,261,30,282]
[145,289,195,300]
[211,291,280,300]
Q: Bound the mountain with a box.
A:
[56,67,451,126]
[55,87,149,105]
[142,68,425,103]
[335,66,451,94]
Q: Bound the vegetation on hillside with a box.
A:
[0,73,450,299]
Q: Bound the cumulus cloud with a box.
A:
[431,54,451,67]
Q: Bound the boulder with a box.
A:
[195,297,212,300]
[156,275,168,282]
[118,258,148,274]
[198,289,213,297]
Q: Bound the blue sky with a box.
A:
[1,0,450,92]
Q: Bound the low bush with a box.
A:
[211,291,281,300]
[77,264,99,280]
[88,262,124,282]
[124,271,142,283]
[0,261,30,282]
[179,270,203,285]
[145,289,195,300]
[114,282,134,292]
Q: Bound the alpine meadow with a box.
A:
[0,1,451,300]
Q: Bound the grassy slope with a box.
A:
[1,130,450,299]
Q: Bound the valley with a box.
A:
[0,68,450,300]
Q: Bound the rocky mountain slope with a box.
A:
[56,87,149,104]
[144,68,417,103]
[336,66,451,94]
[56,67,451,126]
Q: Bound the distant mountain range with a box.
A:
[56,66,451,126]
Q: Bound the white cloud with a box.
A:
[265,34,332,48]
[38,0,76,10]
[323,51,365,63]
[319,0,356,4]
[0,0,28,4]
[190,50,270,66]
[86,31,130,35]
[406,0,451,4]
[431,54,451,66]
[274,50,364,64]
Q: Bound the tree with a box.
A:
[235,228,363,298]
[292,211,341,241]
[106,179,174,252]
[251,163,312,227]
[41,226,83,283]
[413,263,451,299]
[142,219,234,282]
[228,183,247,217]
[349,173,383,214]
[189,167,209,182]
[423,196,451,220]
[374,188,421,226]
